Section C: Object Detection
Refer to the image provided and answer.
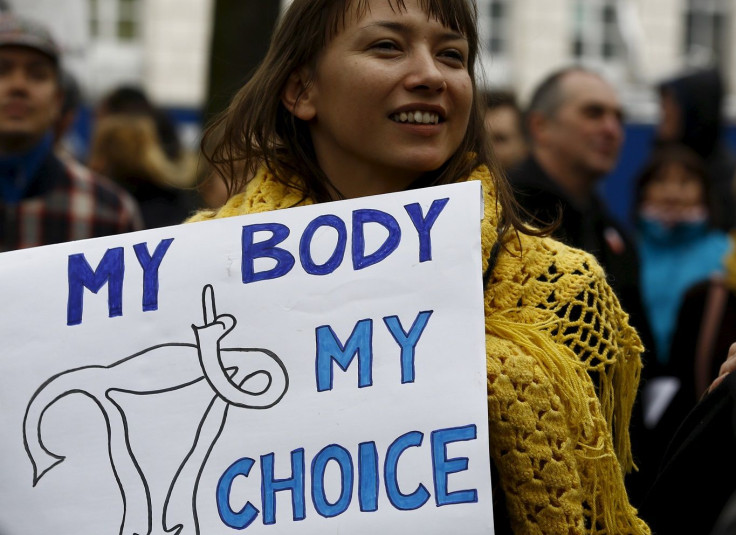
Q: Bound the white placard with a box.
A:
[0,182,493,534]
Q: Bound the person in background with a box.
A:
[636,144,730,369]
[481,89,527,172]
[632,144,732,505]
[91,85,199,228]
[641,342,736,535]
[508,66,652,356]
[507,66,655,506]
[88,113,198,228]
[656,67,736,230]
[96,85,183,162]
[0,13,142,251]
[187,1,650,533]
[669,233,736,404]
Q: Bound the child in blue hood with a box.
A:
[633,144,732,516]
[636,143,731,366]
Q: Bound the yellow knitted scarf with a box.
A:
[189,165,649,534]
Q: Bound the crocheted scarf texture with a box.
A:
[188,165,649,534]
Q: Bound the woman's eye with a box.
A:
[371,40,400,52]
[440,49,466,65]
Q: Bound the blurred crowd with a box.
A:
[0,12,230,253]
[484,66,736,534]
[2,7,736,535]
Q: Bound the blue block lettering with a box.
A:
[133,238,173,312]
[67,247,125,326]
[431,425,478,506]
[358,441,379,512]
[311,444,353,518]
[315,320,373,392]
[242,223,295,283]
[404,198,449,262]
[384,431,430,510]
[383,311,433,384]
[261,449,306,525]
[352,209,401,270]
[216,457,260,529]
[299,215,347,275]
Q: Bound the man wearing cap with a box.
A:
[0,13,142,252]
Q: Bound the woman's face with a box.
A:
[641,162,706,221]
[287,0,473,198]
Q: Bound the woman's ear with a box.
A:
[282,69,317,121]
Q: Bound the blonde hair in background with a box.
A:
[89,115,197,190]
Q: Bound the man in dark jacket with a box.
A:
[508,66,655,505]
[0,13,142,251]
[509,67,648,343]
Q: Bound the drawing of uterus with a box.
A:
[23,284,289,535]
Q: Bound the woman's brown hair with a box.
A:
[202,0,542,245]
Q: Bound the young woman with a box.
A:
[189,1,649,532]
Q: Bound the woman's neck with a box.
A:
[322,166,421,200]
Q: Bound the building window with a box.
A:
[571,0,623,64]
[477,0,512,86]
[487,0,509,55]
[684,0,731,71]
[89,0,141,42]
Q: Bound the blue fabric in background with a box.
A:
[637,218,730,363]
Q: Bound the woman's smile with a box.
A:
[390,107,444,125]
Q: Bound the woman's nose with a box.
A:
[404,50,446,92]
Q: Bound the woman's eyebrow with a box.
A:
[360,20,466,42]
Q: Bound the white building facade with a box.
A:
[478,0,736,121]
[11,0,214,110]
[10,0,736,122]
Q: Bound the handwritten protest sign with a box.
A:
[0,182,493,534]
